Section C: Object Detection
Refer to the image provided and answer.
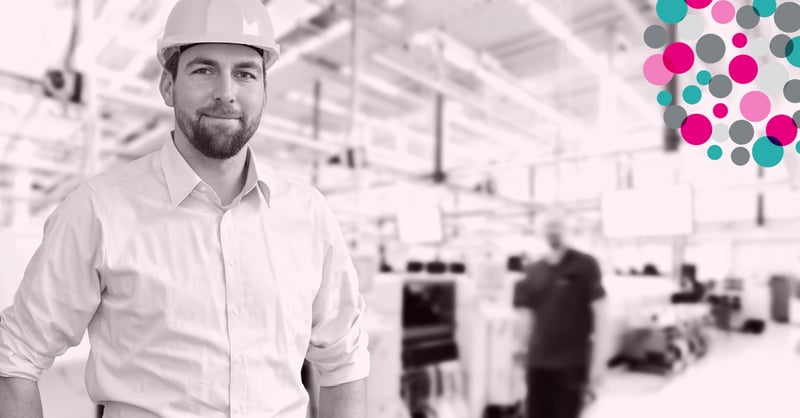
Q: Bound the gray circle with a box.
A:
[696,34,726,64]
[785,79,800,103]
[737,6,760,30]
[757,62,790,94]
[709,75,733,98]
[749,37,770,57]
[794,110,800,128]
[644,25,668,49]
[713,123,729,142]
[771,34,792,58]
[775,2,800,33]
[678,15,704,41]
[732,147,751,166]
[730,120,755,145]
[664,105,687,130]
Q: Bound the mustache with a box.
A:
[198,104,243,119]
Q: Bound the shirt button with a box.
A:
[235,356,244,365]
[231,306,240,317]
[228,259,236,266]
[199,185,207,192]
[233,405,242,414]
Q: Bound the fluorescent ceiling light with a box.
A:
[340,66,403,97]
[271,21,352,72]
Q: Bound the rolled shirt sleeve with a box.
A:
[305,190,370,387]
[587,256,606,302]
[0,182,105,381]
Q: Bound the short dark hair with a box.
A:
[163,44,266,82]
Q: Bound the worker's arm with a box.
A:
[587,257,610,385]
[589,298,611,384]
[318,379,366,418]
[306,190,370,417]
[0,377,43,418]
[0,183,104,410]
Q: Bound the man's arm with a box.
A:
[589,298,611,383]
[0,377,43,418]
[318,379,366,418]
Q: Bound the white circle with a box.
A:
[713,123,729,142]
[748,37,770,57]
[678,14,704,41]
[756,62,790,94]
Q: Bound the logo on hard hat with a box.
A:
[643,0,800,168]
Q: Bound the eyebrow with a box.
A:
[184,57,263,72]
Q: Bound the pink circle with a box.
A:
[713,104,728,118]
[729,55,758,84]
[733,33,747,48]
[766,115,798,146]
[712,1,735,24]
[663,43,695,74]
[681,114,713,145]
[740,91,771,122]
[686,0,713,8]
[644,54,674,86]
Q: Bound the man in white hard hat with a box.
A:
[0,1,369,417]
[513,211,609,418]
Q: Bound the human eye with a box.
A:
[236,71,258,81]
[191,67,214,75]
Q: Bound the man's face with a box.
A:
[544,218,566,250]
[161,43,266,159]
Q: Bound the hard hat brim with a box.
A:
[157,36,281,71]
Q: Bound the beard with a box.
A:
[175,100,261,160]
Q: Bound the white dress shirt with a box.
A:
[0,136,370,417]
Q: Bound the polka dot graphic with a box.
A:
[729,55,758,84]
[644,54,674,85]
[642,0,800,167]
[697,70,712,85]
[753,136,784,167]
[730,120,755,145]
[713,123,729,142]
[737,6,760,30]
[732,147,751,165]
[775,2,800,33]
[757,62,790,94]
[697,34,726,63]
[740,91,771,122]
[644,25,668,49]
[785,79,800,103]
[657,0,688,24]
[733,33,748,48]
[787,37,800,67]
[713,103,728,118]
[664,105,688,129]
[712,1,736,24]
[709,74,733,98]
[683,85,702,104]
[686,0,712,9]
[753,0,777,18]
[679,15,705,41]
[681,114,713,145]
[657,90,673,106]
[766,114,798,146]
[748,37,770,57]
[708,145,723,160]
[663,42,695,74]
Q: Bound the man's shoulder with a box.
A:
[82,151,160,195]
[255,162,328,209]
[567,248,598,266]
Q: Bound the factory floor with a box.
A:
[37,324,800,418]
[585,323,800,418]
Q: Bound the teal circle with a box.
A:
[753,136,784,168]
[657,90,673,106]
[697,70,712,86]
[796,141,800,154]
[683,85,702,105]
[656,0,688,24]
[788,37,800,68]
[708,145,723,160]
[753,0,777,17]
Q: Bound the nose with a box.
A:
[213,73,235,103]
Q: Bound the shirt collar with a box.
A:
[160,133,271,208]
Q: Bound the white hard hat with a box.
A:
[157,0,281,70]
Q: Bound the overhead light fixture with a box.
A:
[340,66,403,97]
[271,20,352,72]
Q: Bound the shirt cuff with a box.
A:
[313,329,371,387]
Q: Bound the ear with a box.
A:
[159,71,175,107]
[262,77,269,107]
